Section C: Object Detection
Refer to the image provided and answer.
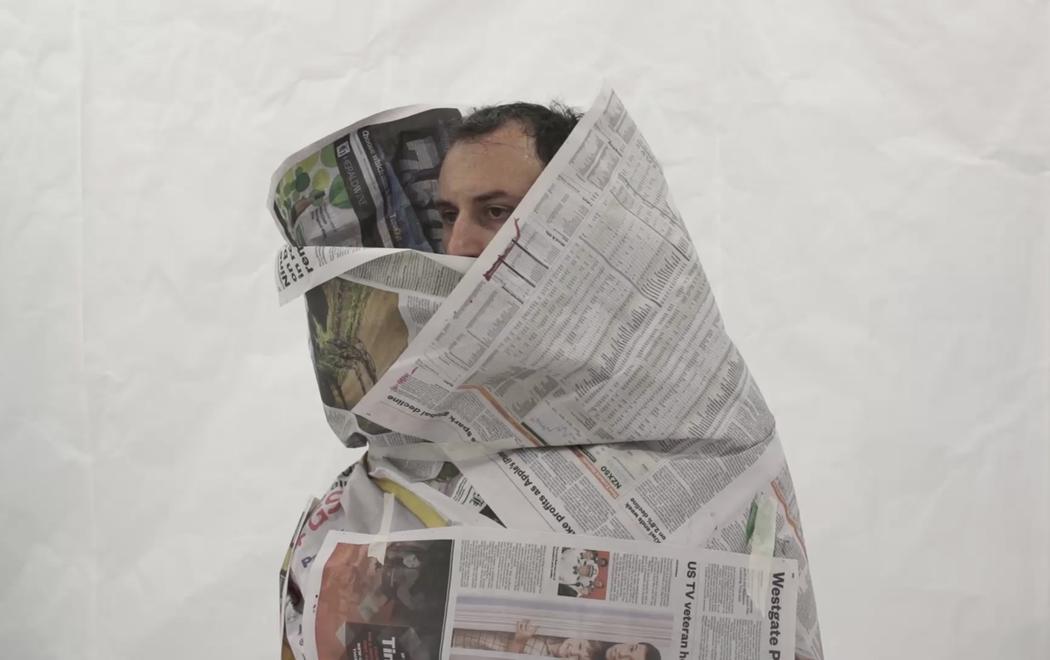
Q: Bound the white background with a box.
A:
[2,1,1047,658]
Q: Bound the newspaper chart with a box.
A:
[271,88,823,660]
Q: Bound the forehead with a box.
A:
[438,122,544,199]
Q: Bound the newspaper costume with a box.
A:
[273,89,823,660]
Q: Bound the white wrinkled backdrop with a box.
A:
[2,1,1047,658]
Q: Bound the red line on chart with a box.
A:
[483,218,522,281]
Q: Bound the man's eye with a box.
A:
[486,206,511,222]
[440,210,458,224]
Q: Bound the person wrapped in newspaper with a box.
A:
[272,89,824,660]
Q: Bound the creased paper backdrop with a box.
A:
[2,1,1047,659]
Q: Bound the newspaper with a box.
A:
[302,527,799,660]
[270,88,823,660]
[269,104,466,251]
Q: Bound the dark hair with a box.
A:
[452,101,581,164]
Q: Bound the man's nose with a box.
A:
[445,218,489,257]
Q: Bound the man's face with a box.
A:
[437,121,544,257]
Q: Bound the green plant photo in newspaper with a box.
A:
[274,145,349,244]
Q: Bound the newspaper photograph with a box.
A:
[302,528,798,660]
[270,106,464,251]
[307,278,409,411]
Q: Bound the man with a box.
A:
[437,103,580,257]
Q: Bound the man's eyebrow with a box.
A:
[473,190,519,203]
[435,191,520,209]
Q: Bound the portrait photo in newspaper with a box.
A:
[555,547,610,599]
[272,89,823,660]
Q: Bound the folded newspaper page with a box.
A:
[271,88,823,660]
[301,527,799,660]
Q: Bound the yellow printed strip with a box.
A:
[374,477,449,529]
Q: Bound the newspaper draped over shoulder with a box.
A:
[271,89,824,660]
